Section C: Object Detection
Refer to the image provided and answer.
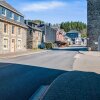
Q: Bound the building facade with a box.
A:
[87,0,100,50]
[0,0,27,54]
[25,20,42,49]
[38,24,56,43]
[56,29,65,42]
[54,28,68,47]
[66,30,81,44]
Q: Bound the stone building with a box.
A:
[87,0,100,50]
[25,20,42,49]
[0,0,27,54]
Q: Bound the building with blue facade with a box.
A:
[66,30,81,44]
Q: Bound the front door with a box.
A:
[11,39,15,52]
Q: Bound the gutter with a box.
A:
[0,16,28,29]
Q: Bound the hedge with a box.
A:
[45,42,54,49]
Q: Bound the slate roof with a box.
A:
[67,30,80,34]
[0,0,23,16]
[0,0,27,28]
[27,25,42,32]
[0,16,27,28]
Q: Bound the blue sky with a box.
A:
[7,0,87,24]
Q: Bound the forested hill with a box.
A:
[60,22,87,33]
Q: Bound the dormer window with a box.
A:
[18,16,20,22]
[16,15,20,22]
[10,11,14,19]
[2,7,6,16]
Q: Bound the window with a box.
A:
[16,15,20,22]
[12,39,15,43]
[2,7,6,16]
[18,27,21,35]
[3,38,8,49]
[17,40,21,49]
[4,24,7,33]
[10,11,14,19]
[18,16,20,22]
[12,26,15,34]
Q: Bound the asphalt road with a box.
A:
[0,46,87,100]
[0,49,78,70]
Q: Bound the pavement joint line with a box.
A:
[0,50,49,59]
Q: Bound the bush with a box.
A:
[45,42,54,49]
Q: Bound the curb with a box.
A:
[78,51,86,55]
[78,51,100,57]
[0,50,49,59]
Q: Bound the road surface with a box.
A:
[0,46,87,100]
[0,50,77,70]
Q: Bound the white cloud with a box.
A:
[21,1,65,12]
[19,0,87,23]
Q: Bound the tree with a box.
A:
[32,20,44,25]
[60,21,87,33]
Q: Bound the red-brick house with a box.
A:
[54,28,68,47]
[56,29,65,42]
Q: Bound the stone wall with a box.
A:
[0,22,3,54]
[21,28,27,51]
[27,28,42,49]
[27,29,33,49]
[0,21,27,54]
[87,0,100,50]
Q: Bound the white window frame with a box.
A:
[16,15,20,22]
[4,23,8,34]
[17,39,22,49]
[18,16,20,22]
[3,37,9,50]
[2,7,6,16]
[12,25,15,34]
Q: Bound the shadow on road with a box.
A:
[52,46,88,51]
[0,62,66,100]
[0,62,100,100]
[43,71,100,100]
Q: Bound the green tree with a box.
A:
[32,20,44,25]
[60,21,87,34]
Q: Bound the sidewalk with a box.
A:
[73,51,100,74]
[0,49,47,59]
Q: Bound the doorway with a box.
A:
[11,39,15,52]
